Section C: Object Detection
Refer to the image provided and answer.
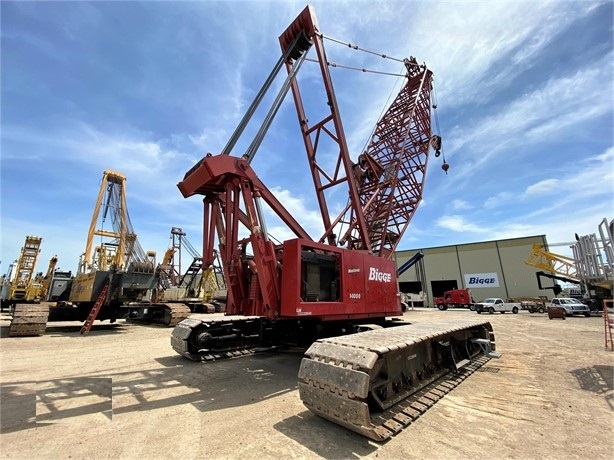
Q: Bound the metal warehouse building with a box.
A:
[395,235,549,306]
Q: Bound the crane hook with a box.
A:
[441,149,449,175]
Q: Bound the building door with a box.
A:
[431,280,458,298]
[399,281,422,294]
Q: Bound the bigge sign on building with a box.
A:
[464,272,500,288]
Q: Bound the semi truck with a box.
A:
[433,288,477,310]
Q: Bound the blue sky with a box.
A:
[1,0,613,276]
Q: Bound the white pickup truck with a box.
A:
[547,297,591,317]
[475,297,520,314]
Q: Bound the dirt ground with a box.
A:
[1,307,613,459]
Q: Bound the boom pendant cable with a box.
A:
[319,33,409,64]
[304,58,407,77]
[318,32,448,175]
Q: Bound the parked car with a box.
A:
[547,298,591,317]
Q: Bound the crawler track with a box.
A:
[9,303,50,337]
[171,316,263,360]
[126,303,192,327]
[171,316,498,440]
[298,319,497,441]
[165,303,192,327]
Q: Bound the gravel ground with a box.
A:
[1,307,613,459]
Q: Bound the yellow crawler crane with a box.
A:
[1,236,43,309]
[3,237,54,337]
[9,256,63,337]
[67,170,190,328]
[156,227,227,313]
[35,254,58,303]
[8,170,190,337]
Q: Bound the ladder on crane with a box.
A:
[604,300,614,351]
[80,279,110,336]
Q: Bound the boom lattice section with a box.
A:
[348,62,434,257]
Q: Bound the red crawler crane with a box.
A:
[172,5,498,441]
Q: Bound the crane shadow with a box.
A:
[570,364,614,409]
[0,323,129,339]
[1,349,303,435]
[274,411,379,458]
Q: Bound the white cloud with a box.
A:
[374,1,596,108]
[524,148,614,200]
[451,199,471,210]
[436,215,487,234]
[525,179,560,197]
[262,187,324,241]
[483,192,514,209]
[476,147,613,213]
[447,52,613,169]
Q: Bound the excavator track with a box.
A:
[9,303,50,337]
[298,319,498,441]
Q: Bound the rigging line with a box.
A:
[304,58,407,77]
[431,84,444,157]
[431,84,440,131]
[360,61,407,155]
[319,33,409,64]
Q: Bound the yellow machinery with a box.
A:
[70,170,149,303]
[67,169,189,325]
[0,236,43,309]
[2,238,59,337]
[7,170,190,337]
[157,227,227,312]
[526,243,577,279]
[526,222,613,311]
[33,255,58,302]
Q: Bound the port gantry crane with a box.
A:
[172,5,498,441]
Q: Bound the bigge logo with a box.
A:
[368,267,392,283]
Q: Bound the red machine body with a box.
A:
[279,239,400,320]
[177,153,401,323]
[177,4,434,328]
